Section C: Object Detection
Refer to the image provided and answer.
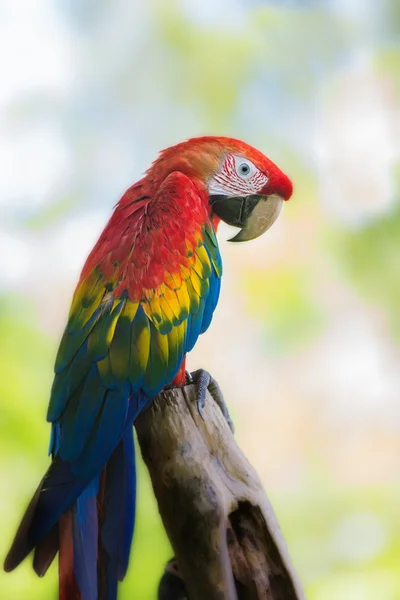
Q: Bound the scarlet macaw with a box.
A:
[4,136,292,599]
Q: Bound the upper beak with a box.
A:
[210,193,284,242]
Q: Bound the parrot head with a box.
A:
[151,136,293,242]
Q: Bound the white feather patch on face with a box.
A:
[208,153,269,196]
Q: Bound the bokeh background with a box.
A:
[1,0,400,598]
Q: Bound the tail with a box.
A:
[4,427,136,600]
[97,427,136,600]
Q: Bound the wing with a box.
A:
[47,172,222,479]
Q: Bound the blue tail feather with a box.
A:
[6,390,144,600]
[101,427,136,582]
[4,458,89,574]
[72,477,100,600]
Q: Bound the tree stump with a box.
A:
[135,384,306,600]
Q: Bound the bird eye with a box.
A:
[237,161,252,178]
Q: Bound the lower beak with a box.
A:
[210,193,284,242]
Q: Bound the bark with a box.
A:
[135,384,306,600]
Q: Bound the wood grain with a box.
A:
[135,384,305,600]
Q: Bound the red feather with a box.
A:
[59,511,81,600]
[80,172,209,303]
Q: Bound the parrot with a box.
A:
[158,558,188,600]
[4,136,293,600]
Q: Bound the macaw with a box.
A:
[4,136,292,600]
[158,558,188,600]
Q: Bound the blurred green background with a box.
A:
[1,0,400,598]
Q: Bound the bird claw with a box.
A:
[158,558,187,600]
[189,369,234,433]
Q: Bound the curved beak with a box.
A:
[210,193,284,242]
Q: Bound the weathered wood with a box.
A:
[135,384,306,600]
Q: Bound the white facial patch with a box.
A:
[208,154,269,196]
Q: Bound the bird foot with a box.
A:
[188,369,234,433]
[158,558,187,600]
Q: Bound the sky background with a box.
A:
[1,0,400,598]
